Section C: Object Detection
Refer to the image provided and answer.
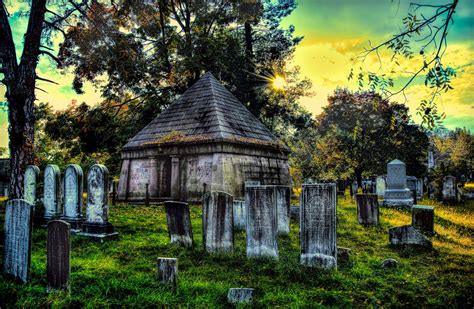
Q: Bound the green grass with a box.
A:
[0,196,473,307]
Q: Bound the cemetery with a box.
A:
[0,0,473,307]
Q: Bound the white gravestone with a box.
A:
[61,164,84,230]
[44,164,62,221]
[24,165,40,205]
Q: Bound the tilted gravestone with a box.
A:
[269,185,291,235]
[156,257,178,288]
[202,191,234,252]
[246,186,278,258]
[47,220,71,291]
[375,176,386,198]
[442,175,456,202]
[300,183,337,269]
[3,199,35,283]
[79,164,118,241]
[232,200,246,230]
[412,205,434,235]
[24,165,40,205]
[164,201,194,248]
[61,164,84,231]
[44,164,62,221]
[356,194,379,225]
[383,159,413,208]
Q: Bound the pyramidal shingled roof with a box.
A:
[123,72,278,149]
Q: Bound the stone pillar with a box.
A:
[170,156,180,199]
[356,194,379,225]
[202,191,234,252]
[300,183,337,269]
[156,257,178,288]
[3,199,35,283]
[164,201,193,248]
[245,186,278,259]
[149,156,159,198]
[24,165,40,205]
[47,220,71,291]
[412,205,434,235]
[44,164,62,221]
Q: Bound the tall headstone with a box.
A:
[47,220,71,291]
[24,165,40,205]
[61,164,84,230]
[412,205,434,235]
[356,194,379,225]
[79,164,118,241]
[3,199,34,283]
[270,185,291,235]
[375,176,386,198]
[232,200,246,230]
[44,164,62,221]
[202,191,234,252]
[246,186,278,258]
[383,159,413,208]
[300,183,337,269]
[442,175,456,202]
[156,257,178,288]
[164,201,194,248]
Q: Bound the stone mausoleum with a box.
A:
[117,72,290,203]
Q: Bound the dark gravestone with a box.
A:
[389,225,432,249]
[381,258,398,268]
[412,205,434,235]
[47,220,71,291]
[300,183,337,269]
[246,186,278,258]
[24,165,40,205]
[202,191,234,252]
[442,175,456,201]
[232,200,246,230]
[356,194,379,225]
[3,199,35,283]
[227,288,255,305]
[44,164,62,221]
[156,257,178,288]
[61,164,83,231]
[165,201,194,248]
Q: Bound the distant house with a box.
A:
[0,158,10,196]
[118,72,290,203]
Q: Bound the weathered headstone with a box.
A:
[202,191,234,252]
[61,164,83,231]
[79,164,118,241]
[232,200,246,230]
[164,201,194,248]
[351,182,358,199]
[376,176,386,198]
[3,199,35,283]
[356,194,379,225]
[44,164,62,221]
[383,159,413,208]
[416,178,424,199]
[47,220,71,291]
[412,205,434,235]
[389,225,432,249]
[442,175,456,202]
[227,288,255,305]
[246,186,278,258]
[337,246,352,267]
[156,257,178,288]
[300,183,337,269]
[24,165,40,205]
[269,185,291,235]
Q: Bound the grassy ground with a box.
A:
[0,195,473,307]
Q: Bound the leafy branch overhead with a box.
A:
[350,0,459,129]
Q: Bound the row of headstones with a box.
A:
[165,183,337,269]
[24,164,118,239]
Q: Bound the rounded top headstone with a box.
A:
[388,159,405,166]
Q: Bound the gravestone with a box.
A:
[202,191,234,252]
[246,186,278,258]
[227,288,255,305]
[383,159,413,208]
[3,199,34,283]
[442,175,456,201]
[44,164,62,221]
[406,176,417,197]
[47,220,71,291]
[376,176,386,198]
[356,194,379,225]
[300,183,337,269]
[156,257,178,288]
[351,182,358,199]
[164,201,194,248]
[79,164,118,241]
[24,165,40,205]
[290,205,300,220]
[412,205,434,235]
[232,200,246,230]
[61,164,84,231]
[389,225,432,249]
[269,185,291,235]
